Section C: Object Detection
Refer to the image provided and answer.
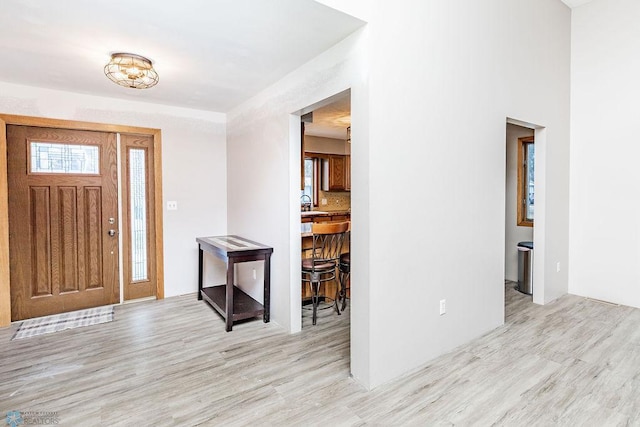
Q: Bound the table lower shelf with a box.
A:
[201,285,264,322]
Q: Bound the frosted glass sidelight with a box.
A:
[30,142,99,174]
[129,149,148,281]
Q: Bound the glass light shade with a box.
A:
[104,53,159,89]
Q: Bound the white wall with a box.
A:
[0,81,228,298]
[364,0,570,387]
[505,124,534,281]
[227,0,571,390]
[569,0,640,307]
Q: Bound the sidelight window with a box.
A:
[120,133,156,301]
[129,149,148,281]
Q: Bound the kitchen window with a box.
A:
[302,157,319,207]
[517,136,535,226]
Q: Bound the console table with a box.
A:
[196,235,273,331]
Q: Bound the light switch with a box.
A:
[167,201,178,211]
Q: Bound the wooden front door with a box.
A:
[7,126,119,321]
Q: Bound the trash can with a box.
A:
[517,241,533,295]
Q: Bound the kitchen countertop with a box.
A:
[300,210,350,217]
[301,211,350,237]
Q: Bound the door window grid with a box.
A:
[129,149,148,281]
[30,142,99,174]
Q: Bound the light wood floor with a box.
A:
[1,284,639,426]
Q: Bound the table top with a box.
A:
[197,235,273,257]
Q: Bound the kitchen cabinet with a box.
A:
[345,155,351,191]
[322,155,349,191]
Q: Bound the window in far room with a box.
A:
[302,157,319,208]
[517,135,535,226]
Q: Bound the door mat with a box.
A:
[11,306,115,340]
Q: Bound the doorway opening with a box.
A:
[504,117,546,310]
[293,89,351,331]
[505,123,534,295]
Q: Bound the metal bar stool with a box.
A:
[337,252,350,313]
[301,221,349,325]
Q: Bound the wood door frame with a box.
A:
[0,114,165,327]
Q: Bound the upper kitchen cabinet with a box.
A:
[322,155,349,192]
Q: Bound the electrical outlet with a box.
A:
[439,299,446,315]
[321,198,327,205]
[556,262,561,273]
[167,201,178,211]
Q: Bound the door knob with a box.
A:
[108,229,117,237]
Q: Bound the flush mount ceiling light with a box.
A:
[104,53,159,89]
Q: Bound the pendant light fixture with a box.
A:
[104,53,159,89]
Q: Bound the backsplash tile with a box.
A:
[318,190,350,211]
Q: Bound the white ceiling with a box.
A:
[0,0,593,133]
[0,0,364,113]
[305,94,351,140]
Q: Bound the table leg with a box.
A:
[263,253,271,323]
[225,258,234,332]
[197,246,203,301]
